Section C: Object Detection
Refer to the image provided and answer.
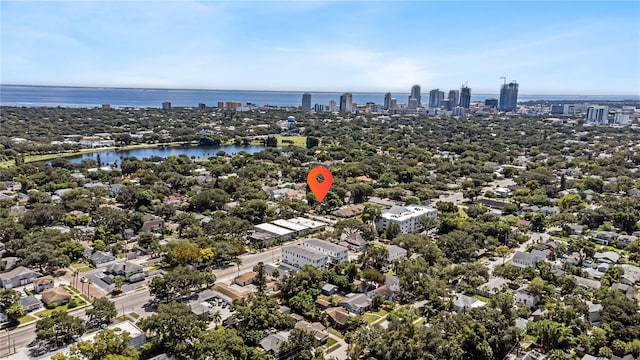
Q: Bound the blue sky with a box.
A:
[2,1,639,94]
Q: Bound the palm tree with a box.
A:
[73,270,79,288]
[234,258,242,278]
[211,310,222,328]
[113,276,125,293]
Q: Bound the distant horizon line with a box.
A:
[1,83,639,97]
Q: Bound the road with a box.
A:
[0,290,151,357]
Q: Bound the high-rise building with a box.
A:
[314,104,325,112]
[410,85,421,106]
[448,90,459,107]
[428,89,444,108]
[384,92,392,110]
[452,107,464,116]
[390,98,397,110]
[302,93,312,111]
[339,92,353,112]
[408,98,418,110]
[198,102,206,110]
[162,102,172,110]
[329,100,337,112]
[441,99,451,111]
[460,86,471,109]
[499,81,519,112]
[585,106,609,124]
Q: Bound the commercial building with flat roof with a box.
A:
[254,223,295,240]
[272,219,309,236]
[288,217,326,232]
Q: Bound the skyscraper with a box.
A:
[499,81,519,112]
[448,90,459,107]
[460,86,471,109]
[408,98,418,110]
[410,85,421,106]
[390,98,397,110]
[585,106,609,124]
[329,100,337,112]
[302,93,311,111]
[428,89,444,108]
[340,92,353,112]
[384,92,392,110]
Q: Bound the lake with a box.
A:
[59,145,267,165]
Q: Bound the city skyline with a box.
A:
[1,1,639,95]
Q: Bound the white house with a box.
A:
[515,287,540,307]
[376,205,437,234]
[512,250,546,268]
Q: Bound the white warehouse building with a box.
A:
[376,205,437,234]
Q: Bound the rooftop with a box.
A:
[283,245,327,261]
[381,205,436,222]
[303,238,348,253]
[255,223,295,236]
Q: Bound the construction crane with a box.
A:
[500,76,506,85]
[461,81,469,88]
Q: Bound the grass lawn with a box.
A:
[276,135,307,147]
[64,286,90,303]
[474,295,490,303]
[373,309,388,317]
[70,262,92,272]
[362,313,381,324]
[327,328,343,339]
[0,160,15,168]
[18,314,37,325]
[35,304,70,317]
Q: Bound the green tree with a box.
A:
[71,328,139,360]
[530,320,574,351]
[86,298,117,324]
[279,328,319,360]
[36,310,86,347]
[138,302,208,356]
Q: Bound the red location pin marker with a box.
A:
[307,166,333,202]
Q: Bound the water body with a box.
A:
[59,145,267,164]
[2,85,638,108]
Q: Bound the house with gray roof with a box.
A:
[18,295,41,312]
[574,275,601,289]
[594,251,620,264]
[0,266,41,289]
[259,331,290,357]
[478,277,510,297]
[512,250,546,268]
[339,293,372,314]
[387,245,408,263]
[89,251,117,267]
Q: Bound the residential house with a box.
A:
[512,250,546,268]
[259,331,290,357]
[340,229,367,251]
[453,295,486,312]
[325,307,350,328]
[321,283,338,296]
[588,303,602,325]
[594,231,618,246]
[594,251,620,264]
[387,245,408,263]
[478,277,510,297]
[32,275,54,293]
[90,251,117,267]
[0,266,42,289]
[532,308,548,322]
[104,261,145,283]
[333,204,365,218]
[621,264,640,285]
[339,293,372,314]
[369,285,394,300]
[540,206,560,216]
[281,245,327,270]
[234,272,256,286]
[141,219,164,233]
[294,320,329,344]
[574,276,602,289]
[315,298,331,310]
[212,283,250,304]
[41,287,71,306]
[385,274,401,293]
[566,224,584,235]
[18,296,41,312]
[515,287,540,307]
[617,235,637,249]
